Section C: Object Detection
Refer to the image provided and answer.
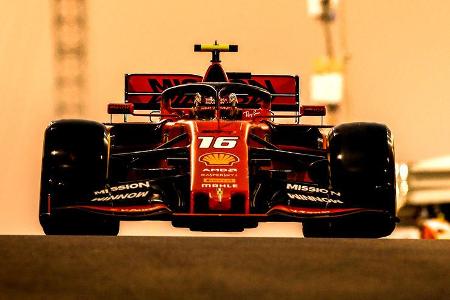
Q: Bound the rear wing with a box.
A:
[125,74,300,112]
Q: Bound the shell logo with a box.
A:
[199,152,240,166]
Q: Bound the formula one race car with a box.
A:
[39,43,397,237]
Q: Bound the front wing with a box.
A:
[50,176,391,223]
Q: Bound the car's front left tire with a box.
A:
[39,119,120,235]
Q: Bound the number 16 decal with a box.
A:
[198,136,238,149]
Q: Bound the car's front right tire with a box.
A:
[302,122,397,238]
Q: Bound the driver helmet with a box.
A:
[219,93,238,107]
[194,93,215,106]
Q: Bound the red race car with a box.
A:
[39,43,397,237]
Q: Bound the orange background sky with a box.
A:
[1,0,450,234]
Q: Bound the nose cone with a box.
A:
[193,189,246,213]
[187,120,251,214]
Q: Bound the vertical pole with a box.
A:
[53,0,87,117]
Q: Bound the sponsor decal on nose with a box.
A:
[285,183,343,204]
[199,152,239,166]
[203,178,236,183]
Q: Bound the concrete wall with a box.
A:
[1,0,450,234]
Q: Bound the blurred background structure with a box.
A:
[53,0,88,116]
[1,0,450,235]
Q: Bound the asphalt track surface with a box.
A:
[0,236,449,300]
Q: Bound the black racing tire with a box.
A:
[303,122,397,238]
[39,119,119,235]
